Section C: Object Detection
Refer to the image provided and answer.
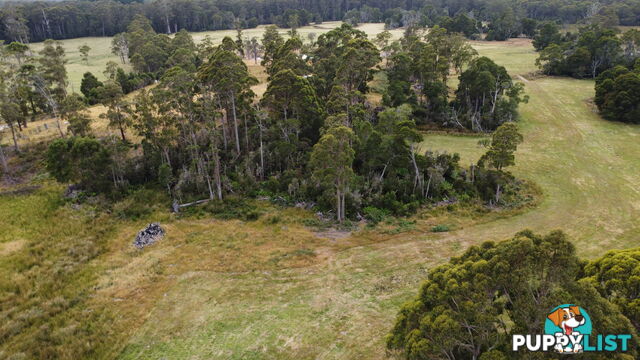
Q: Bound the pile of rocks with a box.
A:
[133,223,165,249]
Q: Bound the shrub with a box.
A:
[113,188,166,220]
[203,197,262,221]
[431,224,450,232]
[363,206,388,224]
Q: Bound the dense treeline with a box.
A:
[1,19,530,222]
[531,20,640,123]
[534,23,640,79]
[388,229,640,359]
[3,0,640,43]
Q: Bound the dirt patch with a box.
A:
[0,239,25,256]
[313,229,352,241]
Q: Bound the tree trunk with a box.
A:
[259,122,265,180]
[336,188,342,223]
[230,92,240,154]
[9,123,19,152]
[217,96,229,149]
[0,143,8,175]
[213,146,222,200]
[119,124,126,142]
[410,143,423,194]
[244,113,249,154]
[425,173,432,199]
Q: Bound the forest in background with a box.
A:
[1,0,639,43]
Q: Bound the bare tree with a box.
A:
[32,75,64,137]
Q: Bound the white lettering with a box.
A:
[542,335,556,351]
[512,335,526,351]
[526,334,541,351]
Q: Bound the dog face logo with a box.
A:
[547,306,585,336]
[545,304,591,353]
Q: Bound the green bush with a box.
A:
[113,188,166,220]
[363,206,388,224]
[203,197,262,221]
[431,224,450,232]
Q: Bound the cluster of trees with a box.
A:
[3,0,640,43]
[382,26,527,131]
[595,65,640,123]
[531,21,640,123]
[0,38,71,152]
[0,32,155,159]
[535,24,640,79]
[387,229,640,359]
[37,22,527,221]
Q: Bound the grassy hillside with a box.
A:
[2,27,640,359]
[29,37,131,94]
[112,41,640,359]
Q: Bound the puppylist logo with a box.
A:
[512,304,632,353]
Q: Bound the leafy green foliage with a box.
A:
[455,57,527,131]
[595,65,640,123]
[478,122,523,170]
[536,24,625,79]
[309,126,356,222]
[430,224,449,232]
[533,22,562,51]
[202,197,262,221]
[46,137,113,193]
[584,249,640,332]
[388,230,639,359]
[80,72,103,104]
[363,206,388,224]
[437,13,480,39]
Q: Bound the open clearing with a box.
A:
[2,27,640,359]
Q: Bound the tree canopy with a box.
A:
[387,230,639,359]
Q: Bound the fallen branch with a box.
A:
[172,198,212,212]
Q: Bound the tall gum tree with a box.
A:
[309,125,356,223]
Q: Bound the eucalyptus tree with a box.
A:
[261,69,324,159]
[97,81,130,141]
[454,57,526,131]
[478,122,523,171]
[37,39,67,98]
[309,125,356,223]
[5,41,30,65]
[111,33,129,64]
[60,93,92,137]
[198,41,257,155]
[0,131,7,176]
[387,230,639,360]
[79,44,91,64]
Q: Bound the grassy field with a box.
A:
[113,38,640,359]
[2,27,640,359]
[29,37,132,94]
